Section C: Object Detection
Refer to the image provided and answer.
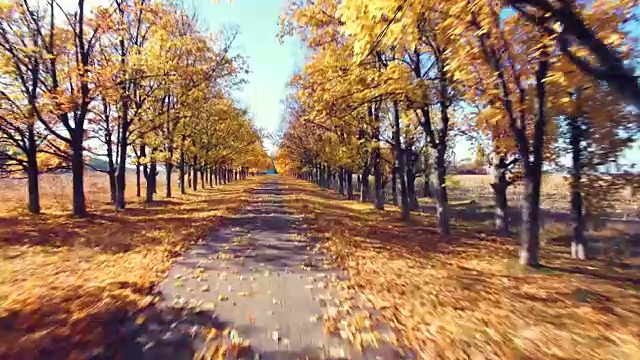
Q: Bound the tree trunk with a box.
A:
[491,156,510,235]
[339,168,345,196]
[347,170,354,200]
[493,181,509,235]
[192,156,198,191]
[26,130,40,214]
[71,139,86,216]
[179,148,186,194]
[209,167,213,187]
[372,147,384,210]
[27,157,41,214]
[165,159,173,198]
[520,172,541,265]
[393,102,409,219]
[397,158,409,221]
[164,144,173,198]
[371,103,384,210]
[569,116,587,259]
[146,159,156,203]
[200,168,205,188]
[360,166,370,202]
[434,144,450,235]
[406,151,419,210]
[326,165,332,190]
[104,127,117,204]
[108,171,116,204]
[422,147,433,198]
[391,165,398,205]
[423,175,432,197]
[136,163,141,197]
[187,164,192,188]
[214,166,219,185]
[332,171,337,189]
[114,118,130,209]
[316,163,321,185]
[519,51,548,267]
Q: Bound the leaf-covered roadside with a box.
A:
[0,178,261,359]
[282,177,640,359]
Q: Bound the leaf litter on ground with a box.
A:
[0,177,261,359]
[282,177,640,360]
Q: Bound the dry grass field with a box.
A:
[419,174,640,261]
[347,173,640,261]
[0,170,162,214]
[443,174,639,215]
[0,170,259,359]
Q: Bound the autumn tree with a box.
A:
[1,0,262,214]
[336,0,464,233]
[507,0,640,107]
[32,0,105,216]
[550,70,638,259]
[0,0,48,213]
[89,0,159,209]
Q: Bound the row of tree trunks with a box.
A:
[303,147,425,218]
[128,150,252,202]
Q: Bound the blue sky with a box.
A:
[186,0,306,154]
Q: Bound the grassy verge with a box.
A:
[0,176,261,359]
[281,177,640,360]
